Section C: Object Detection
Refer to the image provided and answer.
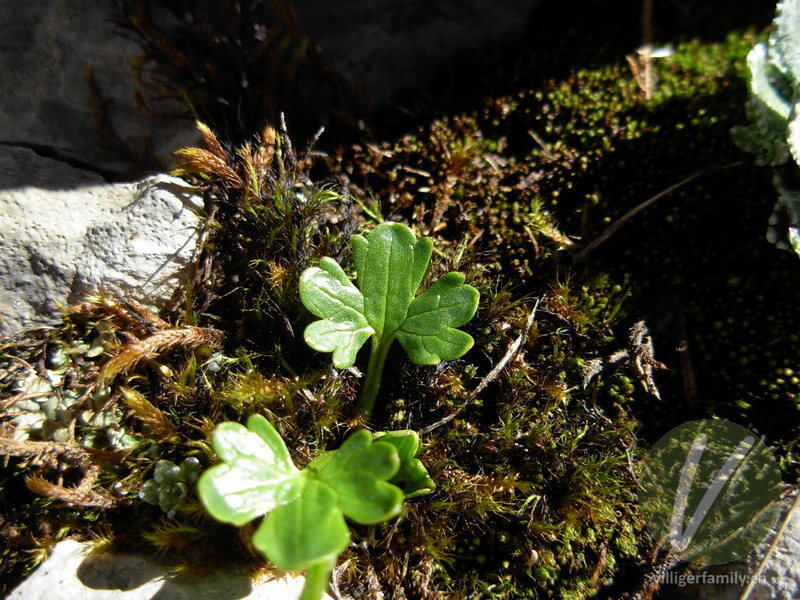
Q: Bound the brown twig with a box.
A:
[627,320,667,400]
[26,466,118,508]
[740,490,800,600]
[0,436,126,507]
[573,163,743,263]
[100,326,224,384]
[120,387,177,441]
[420,300,539,435]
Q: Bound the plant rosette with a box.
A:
[732,0,800,255]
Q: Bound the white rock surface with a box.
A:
[0,146,202,337]
[0,0,196,173]
[7,539,330,600]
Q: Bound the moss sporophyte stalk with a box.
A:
[298,222,479,419]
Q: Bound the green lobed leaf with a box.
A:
[309,429,403,524]
[352,222,433,337]
[252,478,349,571]
[374,430,436,499]
[197,415,303,526]
[396,272,479,364]
[300,223,478,371]
[198,417,410,578]
[299,257,374,368]
[373,430,419,462]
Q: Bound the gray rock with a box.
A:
[295,0,542,102]
[0,146,202,338]
[0,0,196,174]
[0,0,542,167]
[7,539,330,600]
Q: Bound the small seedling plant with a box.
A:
[299,222,479,418]
[198,414,433,600]
[197,223,470,598]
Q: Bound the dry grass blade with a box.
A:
[26,469,119,509]
[1,436,125,507]
[581,321,666,399]
[120,387,176,441]
[196,121,227,161]
[100,326,225,384]
[421,299,539,434]
[68,295,169,334]
[173,147,242,190]
[627,320,667,400]
[118,297,171,331]
[0,436,123,468]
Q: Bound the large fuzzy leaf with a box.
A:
[731,45,793,167]
[771,0,800,86]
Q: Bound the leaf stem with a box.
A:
[358,334,395,419]
[300,559,334,600]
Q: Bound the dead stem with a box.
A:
[0,436,126,508]
[421,299,539,435]
[573,163,743,263]
[101,326,224,384]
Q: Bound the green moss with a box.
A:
[323,23,798,599]
[2,4,794,600]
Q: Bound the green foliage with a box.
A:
[732,0,800,255]
[731,44,793,166]
[767,190,800,254]
[6,8,785,600]
[299,222,479,418]
[198,414,433,600]
[373,430,436,499]
[139,458,202,519]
